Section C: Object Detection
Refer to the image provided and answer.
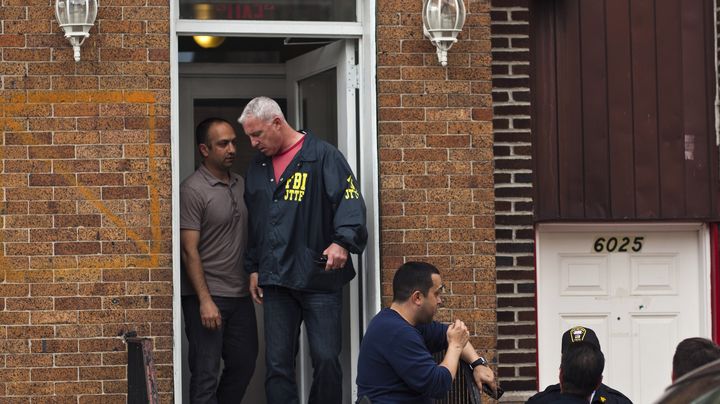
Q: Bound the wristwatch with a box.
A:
[469,356,488,370]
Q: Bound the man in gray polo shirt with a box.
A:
[180,118,258,403]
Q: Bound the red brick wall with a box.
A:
[0,1,172,402]
[376,0,498,363]
[491,0,537,398]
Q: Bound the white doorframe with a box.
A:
[535,222,712,391]
[169,2,380,402]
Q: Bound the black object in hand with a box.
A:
[482,383,504,400]
[314,255,328,267]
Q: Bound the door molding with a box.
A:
[537,222,705,232]
[176,20,364,38]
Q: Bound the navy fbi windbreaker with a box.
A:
[244,131,368,292]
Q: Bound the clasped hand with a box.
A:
[447,319,470,348]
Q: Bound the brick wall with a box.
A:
[0,1,172,402]
[490,0,537,400]
[376,0,498,368]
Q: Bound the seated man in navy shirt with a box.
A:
[356,261,496,403]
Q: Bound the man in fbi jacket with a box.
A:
[239,96,367,404]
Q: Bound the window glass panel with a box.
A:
[298,68,337,146]
[180,0,355,21]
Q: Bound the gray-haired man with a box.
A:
[239,97,367,404]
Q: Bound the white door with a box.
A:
[536,223,711,404]
[284,39,361,404]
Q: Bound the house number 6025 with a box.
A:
[593,236,644,253]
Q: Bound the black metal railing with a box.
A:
[127,335,160,404]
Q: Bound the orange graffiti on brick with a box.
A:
[0,90,165,272]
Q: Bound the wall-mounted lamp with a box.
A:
[422,0,466,66]
[55,0,98,62]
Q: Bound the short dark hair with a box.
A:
[673,337,720,380]
[392,261,440,302]
[196,118,232,148]
[561,343,604,397]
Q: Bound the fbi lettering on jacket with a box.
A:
[284,172,307,202]
[283,172,360,202]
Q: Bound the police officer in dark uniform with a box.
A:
[528,381,631,404]
[526,326,633,404]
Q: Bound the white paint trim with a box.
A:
[170,0,182,402]
[700,224,713,337]
[537,222,705,233]
[359,0,381,332]
[176,19,364,38]
[533,227,544,389]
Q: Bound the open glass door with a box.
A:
[285,39,361,403]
